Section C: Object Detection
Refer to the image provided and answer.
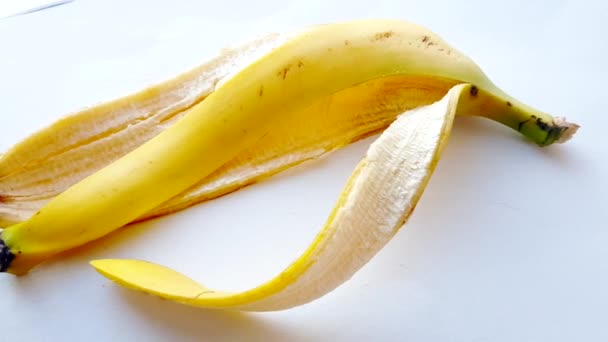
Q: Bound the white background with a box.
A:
[1,0,607,341]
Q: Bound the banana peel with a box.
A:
[0,20,578,311]
[0,21,575,228]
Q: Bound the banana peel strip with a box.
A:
[90,84,466,312]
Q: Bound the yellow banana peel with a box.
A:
[0,19,578,311]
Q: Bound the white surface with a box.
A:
[1,0,607,341]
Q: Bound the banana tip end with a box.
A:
[0,238,15,273]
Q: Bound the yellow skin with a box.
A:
[0,19,576,275]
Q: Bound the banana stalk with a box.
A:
[0,19,577,279]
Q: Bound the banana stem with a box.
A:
[460,85,579,146]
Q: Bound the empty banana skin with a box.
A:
[0,19,577,312]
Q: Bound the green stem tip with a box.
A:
[464,85,580,146]
[515,114,580,146]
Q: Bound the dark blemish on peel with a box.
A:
[344,40,350,46]
[537,117,563,144]
[470,85,478,97]
[297,61,304,68]
[419,35,436,47]
[518,115,536,131]
[517,120,527,131]
[277,64,291,80]
[239,105,243,111]
[372,31,394,41]
[223,118,228,123]
[536,117,550,132]
[506,101,512,107]
[242,129,247,134]
[0,239,15,273]
[259,85,264,97]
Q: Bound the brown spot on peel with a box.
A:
[258,85,264,97]
[372,31,394,41]
[536,117,550,131]
[278,64,291,80]
[420,35,436,47]
[470,85,478,96]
